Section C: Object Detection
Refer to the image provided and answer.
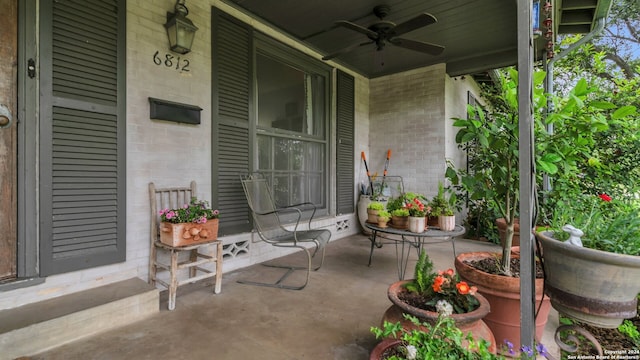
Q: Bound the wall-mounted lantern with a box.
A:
[164,0,198,54]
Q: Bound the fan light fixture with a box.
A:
[164,0,198,54]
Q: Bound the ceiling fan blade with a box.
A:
[391,13,437,37]
[335,20,379,39]
[322,41,374,60]
[390,38,445,56]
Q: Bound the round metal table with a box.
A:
[365,223,466,280]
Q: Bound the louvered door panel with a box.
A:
[336,70,355,214]
[212,9,252,235]
[40,0,125,275]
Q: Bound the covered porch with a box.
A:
[23,234,559,359]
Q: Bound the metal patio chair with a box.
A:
[239,173,331,290]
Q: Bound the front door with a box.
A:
[0,0,18,280]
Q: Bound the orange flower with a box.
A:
[433,276,445,293]
[456,281,471,295]
[444,268,454,276]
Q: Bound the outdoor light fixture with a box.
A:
[164,0,198,54]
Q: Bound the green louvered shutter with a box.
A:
[212,9,252,235]
[336,70,355,214]
[40,0,126,275]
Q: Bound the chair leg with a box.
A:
[311,242,326,271]
[237,246,311,290]
[189,249,197,278]
[168,249,179,311]
[214,241,223,294]
[149,244,158,286]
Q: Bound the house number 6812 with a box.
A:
[153,51,190,72]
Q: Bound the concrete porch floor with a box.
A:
[28,233,558,360]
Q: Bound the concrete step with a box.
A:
[0,277,159,360]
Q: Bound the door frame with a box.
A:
[1,0,42,289]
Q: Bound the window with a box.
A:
[254,40,330,211]
[212,13,334,235]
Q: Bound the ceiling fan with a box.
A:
[322,5,445,61]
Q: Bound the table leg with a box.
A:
[395,235,413,280]
[368,230,378,266]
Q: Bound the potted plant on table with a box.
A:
[428,182,457,230]
[376,210,391,228]
[368,201,386,223]
[405,197,430,233]
[390,208,410,229]
[380,251,496,353]
[159,197,220,247]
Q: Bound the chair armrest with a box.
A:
[254,207,304,237]
[276,202,318,229]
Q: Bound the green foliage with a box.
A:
[447,68,547,273]
[368,202,386,211]
[449,66,640,267]
[405,250,434,294]
[618,320,640,347]
[159,197,220,224]
[391,208,410,217]
[429,182,456,217]
[545,194,640,256]
[387,196,406,213]
[370,314,498,360]
[377,210,391,221]
[405,251,480,314]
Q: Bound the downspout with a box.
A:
[542,17,606,191]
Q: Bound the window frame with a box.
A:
[252,33,332,217]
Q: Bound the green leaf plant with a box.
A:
[447,67,637,275]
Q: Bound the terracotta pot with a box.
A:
[390,215,408,229]
[496,217,520,247]
[358,197,387,234]
[427,215,439,227]
[377,220,389,228]
[159,219,219,247]
[454,252,551,353]
[383,279,496,353]
[367,208,381,223]
[536,231,640,328]
[407,216,425,233]
[369,338,403,360]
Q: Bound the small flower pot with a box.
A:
[159,219,219,247]
[377,219,390,228]
[367,208,380,223]
[391,215,409,229]
[438,215,456,231]
[407,216,425,233]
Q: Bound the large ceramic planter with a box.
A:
[536,231,640,328]
[382,280,496,353]
[454,252,551,352]
[159,219,219,247]
[407,216,426,233]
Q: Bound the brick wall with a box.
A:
[368,64,448,200]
